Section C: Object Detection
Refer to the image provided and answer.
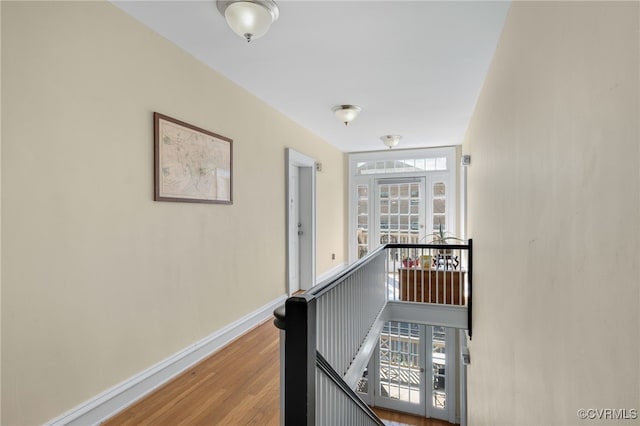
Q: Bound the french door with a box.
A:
[359,321,456,422]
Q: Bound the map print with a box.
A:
[158,119,231,202]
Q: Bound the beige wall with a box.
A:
[464,2,639,425]
[0,1,3,422]
[1,2,345,424]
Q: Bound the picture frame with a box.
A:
[154,112,233,204]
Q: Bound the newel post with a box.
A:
[284,295,316,425]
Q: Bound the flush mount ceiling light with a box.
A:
[332,105,362,126]
[216,0,279,42]
[381,134,402,149]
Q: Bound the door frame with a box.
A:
[286,148,316,295]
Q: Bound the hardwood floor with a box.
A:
[104,320,280,425]
[104,319,455,426]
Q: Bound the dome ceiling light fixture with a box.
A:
[216,0,279,43]
[381,134,402,149]
[332,105,362,126]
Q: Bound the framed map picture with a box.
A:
[154,112,233,204]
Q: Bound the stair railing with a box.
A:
[274,245,387,425]
[274,240,472,425]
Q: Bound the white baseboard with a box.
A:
[46,294,288,426]
[316,262,348,285]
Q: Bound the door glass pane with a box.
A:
[356,184,369,259]
[432,326,446,409]
[433,182,446,196]
[379,321,421,404]
[399,200,409,213]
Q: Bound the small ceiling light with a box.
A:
[381,135,401,149]
[217,0,279,42]
[332,105,362,126]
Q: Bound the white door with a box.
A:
[288,166,300,293]
[286,148,316,295]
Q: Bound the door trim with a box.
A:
[286,148,316,295]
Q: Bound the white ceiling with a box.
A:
[114,1,510,152]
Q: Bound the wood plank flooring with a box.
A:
[104,319,455,426]
[104,320,280,425]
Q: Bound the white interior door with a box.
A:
[288,166,300,293]
[286,148,316,295]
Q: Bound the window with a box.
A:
[355,156,448,175]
